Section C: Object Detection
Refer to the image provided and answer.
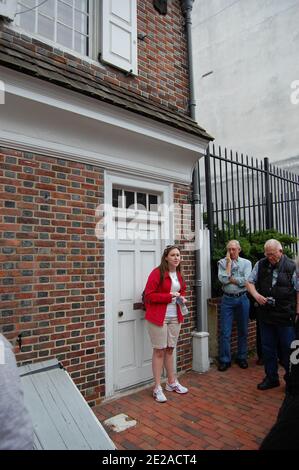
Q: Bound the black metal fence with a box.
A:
[202,144,299,256]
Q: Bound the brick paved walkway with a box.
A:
[93,358,285,450]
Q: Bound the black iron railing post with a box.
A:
[264,157,273,229]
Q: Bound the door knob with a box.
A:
[118,311,124,317]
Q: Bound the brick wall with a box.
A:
[0,0,189,114]
[0,148,105,406]
[0,149,196,402]
[135,0,189,111]
[0,0,194,401]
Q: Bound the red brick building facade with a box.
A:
[0,0,212,405]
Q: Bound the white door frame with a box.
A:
[104,171,174,397]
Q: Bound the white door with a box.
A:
[111,187,162,390]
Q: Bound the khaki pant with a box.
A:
[146,317,181,349]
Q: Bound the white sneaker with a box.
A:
[153,385,167,403]
[165,380,188,394]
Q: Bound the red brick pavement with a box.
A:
[93,358,285,450]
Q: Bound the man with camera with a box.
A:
[246,239,297,391]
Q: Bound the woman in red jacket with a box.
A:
[144,245,189,402]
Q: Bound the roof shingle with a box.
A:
[0,33,213,142]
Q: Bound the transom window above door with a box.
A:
[16,0,91,55]
[113,188,159,212]
[112,187,161,241]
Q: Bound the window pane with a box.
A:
[149,195,158,212]
[57,1,73,27]
[75,32,88,54]
[38,14,54,40]
[19,0,35,8]
[75,10,88,34]
[57,23,72,49]
[112,189,122,208]
[19,5,35,33]
[125,191,134,209]
[75,0,89,13]
[137,192,146,210]
[39,1,55,17]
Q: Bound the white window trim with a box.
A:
[11,0,101,64]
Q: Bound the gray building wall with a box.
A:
[192,0,299,170]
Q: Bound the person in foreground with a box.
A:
[217,240,252,371]
[0,333,34,450]
[260,263,299,449]
[246,239,297,391]
[144,245,188,403]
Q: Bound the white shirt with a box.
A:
[165,271,180,318]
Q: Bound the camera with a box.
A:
[266,297,276,307]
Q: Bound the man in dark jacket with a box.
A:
[246,239,297,390]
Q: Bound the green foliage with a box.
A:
[247,229,297,264]
[212,224,297,264]
[209,221,298,296]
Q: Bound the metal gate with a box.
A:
[201,144,299,293]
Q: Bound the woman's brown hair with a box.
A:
[158,245,184,283]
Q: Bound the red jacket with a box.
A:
[144,267,186,326]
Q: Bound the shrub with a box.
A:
[210,223,298,296]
